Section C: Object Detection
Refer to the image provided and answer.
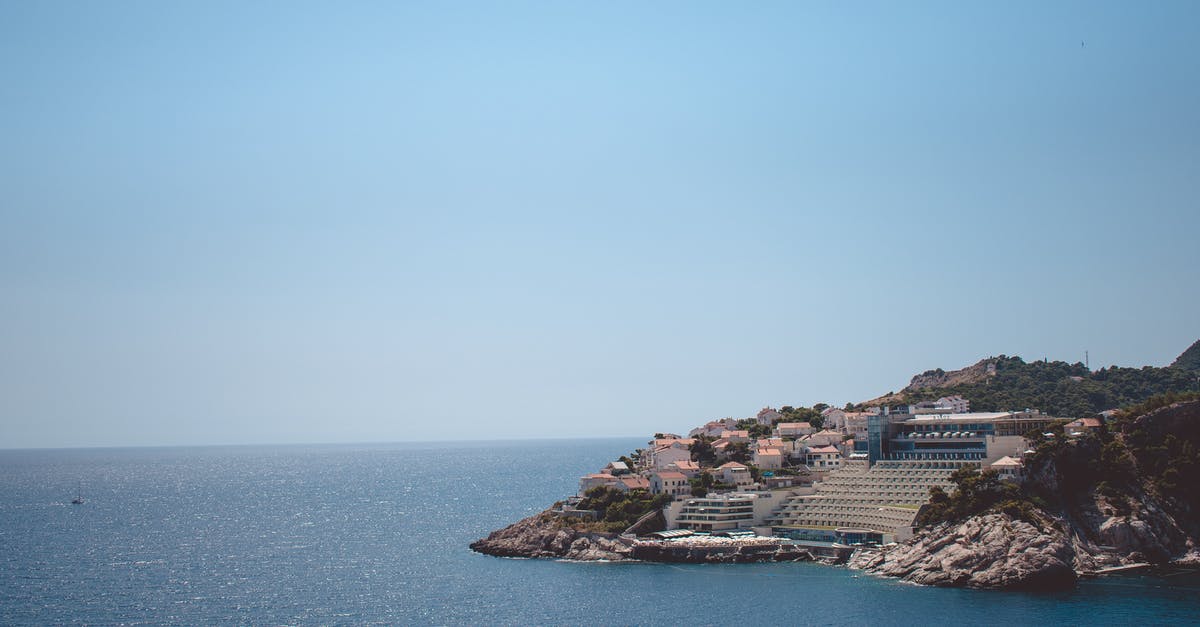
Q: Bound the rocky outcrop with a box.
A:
[851,514,1077,589]
[904,359,996,393]
[470,510,635,561]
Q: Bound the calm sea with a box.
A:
[1,439,1197,626]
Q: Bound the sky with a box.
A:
[1,2,1197,448]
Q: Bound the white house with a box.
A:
[753,447,784,470]
[667,460,702,478]
[821,407,847,431]
[776,422,814,438]
[651,444,692,470]
[841,413,871,439]
[989,456,1023,482]
[603,461,631,475]
[756,407,783,426]
[808,430,844,447]
[1065,418,1103,437]
[717,462,754,488]
[936,395,971,414]
[650,471,691,498]
[689,419,738,438]
[578,473,619,495]
[718,430,751,443]
[614,475,650,493]
[804,445,842,469]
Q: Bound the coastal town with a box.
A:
[568,397,1075,551]
[473,346,1200,588]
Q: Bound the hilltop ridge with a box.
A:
[1171,340,1200,372]
[858,339,1199,418]
[902,359,996,392]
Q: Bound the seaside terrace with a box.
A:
[766,459,968,543]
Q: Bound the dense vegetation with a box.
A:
[575,486,672,532]
[729,405,828,439]
[1170,340,1200,372]
[916,467,1041,528]
[733,419,772,439]
[918,393,1200,532]
[903,355,1199,417]
[690,436,718,466]
[1019,417,1135,516]
[779,405,826,429]
[1114,392,1200,516]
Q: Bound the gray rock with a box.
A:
[851,514,1077,590]
[470,510,634,561]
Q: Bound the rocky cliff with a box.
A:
[852,498,1195,590]
[850,513,1077,589]
[469,509,635,561]
[853,400,1200,589]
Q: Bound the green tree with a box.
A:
[726,441,752,464]
[690,436,717,466]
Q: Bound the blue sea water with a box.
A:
[1,439,1198,626]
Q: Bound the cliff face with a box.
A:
[852,502,1190,589]
[854,400,1200,589]
[851,514,1076,590]
[469,510,635,561]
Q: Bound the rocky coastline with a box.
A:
[470,508,815,564]
[848,513,1079,589]
[470,509,637,561]
[474,499,1196,588]
[850,508,1199,590]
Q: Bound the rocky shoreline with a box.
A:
[848,513,1079,589]
[848,502,1199,589]
[470,510,637,561]
[470,508,816,564]
[474,505,1196,588]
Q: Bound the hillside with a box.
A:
[859,340,1200,417]
[1171,339,1200,372]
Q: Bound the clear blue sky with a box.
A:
[2,2,1197,447]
